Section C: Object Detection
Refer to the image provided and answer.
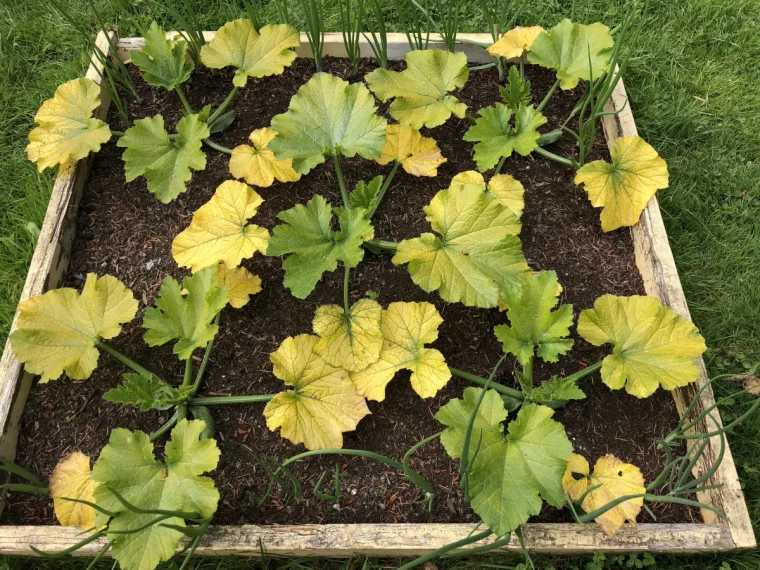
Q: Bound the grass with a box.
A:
[0,0,759,568]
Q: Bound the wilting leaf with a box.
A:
[352,302,451,401]
[214,263,261,309]
[172,180,269,273]
[26,78,111,172]
[526,375,586,404]
[563,453,645,536]
[313,299,383,372]
[487,26,545,60]
[104,373,191,411]
[464,103,547,171]
[118,114,209,203]
[375,124,447,177]
[143,267,229,360]
[449,170,525,219]
[229,127,301,187]
[494,270,574,365]
[201,20,300,87]
[50,452,98,530]
[267,196,375,298]
[393,179,530,308]
[575,136,669,232]
[577,295,706,398]
[366,49,469,129]
[10,274,137,382]
[92,419,220,570]
[130,22,193,91]
[349,176,384,212]
[265,334,370,450]
[269,73,387,174]
[436,388,573,534]
[528,19,614,90]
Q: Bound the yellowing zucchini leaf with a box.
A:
[27,78,111,172]
[229,127,301,187]
[493,270,574,365]
[464,103,547,171]
[267,196,375,299]
[313,299,383,372]
[265,334,370,450]
[351,301,451,401]
[436,388,573,534]
[575,136,669,232]
[143,267,229,360]
[201,21,300,87]
[577,295,707,398]
[528,19,614,90]
[487,26,545,60]
[172,180,269,273]
[214,263,261,308]
[563,453,645,536]
[393,180,530,308]
[375,124,447,177]
[366,49,469,129]
[449,171,525,219]
[118,113,209,203]
[269,73,387,174]
[10,274,137,382]
[130,22,193,91]
[50,451,98,531]
[92,419,220,570]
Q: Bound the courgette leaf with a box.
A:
[104,373,191,411]
[486,26,545,60]
[375,124,447,176]
[229,127,301,187]
[214,263,262,309]
[349,176,384,212]
[130,22,193,91]
[50,452,98,531]
[526,375,586,404]
[313,298,383,372]
[449,170,525,219]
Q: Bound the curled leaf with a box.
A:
[130,22,193,91]
[214,263,261,309]
[229,127,301,187]
[50,452,98,531]
[313,299,383,372]
[487,26,545,60]
[375,124,447,177]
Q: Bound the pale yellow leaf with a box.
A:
[50,451,99,531]
[214,263,261,309]
[375,124,447,177]
[449,170,524,219]
[487,26,545,60]
[229,127,301,187]
[313,299,383,372]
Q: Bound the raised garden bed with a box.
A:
[0,29,754,562]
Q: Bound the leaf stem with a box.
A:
[449,367,524,401]
[332,154,350,209]
[189,394,276,406]
[149,410,179,441]
[523,356,534,390]
[469,62,496,71]
[537,78,560,112]
[396,529,494,570]
[365,239,399,253]
[534,147,574,167]
[367,161,400,219]
[96,341,155,379]
[464,113,478,126]
[192,313,221,395]
[111,130,125,137]
[202,138,233,154]
[182,357,193,388]
[493,156,506,176]
[208,86,239,126]
[564,361,602,383]
[343,265,351,315]
[175,85,193,115]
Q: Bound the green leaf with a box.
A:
[493,270,574,365]
[527,19,614,90]
[436,388,573,534]
[365,49,469,129]
[130,22,194,91]
[349,175,384,212]
[143,267,229,360]
[267,196,375,299]
[393,179,530,308]
[104,373,191,412]
[499,65,532,110]
[118,114,209,203]
[527,375,586,404]
[91,419,220,570]
[269,73,388,174]
[464,104,547,172]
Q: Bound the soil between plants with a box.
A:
[4,57,697,526]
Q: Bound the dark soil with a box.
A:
[4,57,697,526]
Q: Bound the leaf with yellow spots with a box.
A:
[351,302,451,401]
[265,334,370,450]
[313,299,383,372]
[214,263,261,309]
[229,127,301,187]
[487,26,545,60]
[50,451,98,531]
[449,171,525,218]
[575,136,669,232]
[563,453,645,536]
[375,124,447,177]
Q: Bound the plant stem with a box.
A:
[189,394,276,406]
[449,367,524,400]
[96,341,155,378]
[208,86,238,126]
[111,130,125,137]
[469,62,496,71]
[365,239,398,253]
[367,161,400,219]
[175,85,193,115]
[193,314,220,395]
[534,147,574,167]
[464,113,478,126]
[493,156,506,176]
[523,356,533,389]
[564,361,602,383]
[397,530,494,570]
[182,357,193,388]
[537,78,560,112]
[343,265,351,315]
[332,154,350,208]
[202,138,233,154]
[149,409,179,441]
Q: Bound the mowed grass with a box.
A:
[1,0,759,569]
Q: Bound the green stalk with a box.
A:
[537,78,560,112]
[464,113,478,125]
[493,156,506,176]
[192,314,221,395]
[449,367,524,400]
[534,147,574,167]
[366,161,400,219]
[182,357,193,388]
[202,138,233,154]
[469,62,497,71]
[189,394,276,406]
[365,239,398,253]
[111,130,126,137]
[177,403,188,422]
[332,154,350,208]
[96,341,155,379]
[563,362,602,383]
[343,266,351,315]
[522,356,534,390]
[149,409,179,441]
[397,530,494,570]
[175,85,193,115]
[208,86,239,126]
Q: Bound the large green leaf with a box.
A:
[118,114,209,203]
[392,178,530,308]
[365,49,469,129]
[142,267,229,360]
[104,373,192,411]
[91,419,220,570]
[267,196,375,299]
[464,104,547,172]
[436,388,573,534]
[577,295,707,398]
[130,22,193,91]
[269,73,387,174]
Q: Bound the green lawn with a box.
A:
[1,0,759,569]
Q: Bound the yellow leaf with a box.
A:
[172,180,270,273]
[265,334,370,450]
[229,127,301,187]
[50,451,99,530]
[313,299,383,372]
[563,453,645,536]
[27,78,111,172]
[351,302,451,401]
[10,274,137,382]
[575,136,669,232]
[375,124,447,177]
[449,170,525,219]
[487,26,545,60]
[214,263,261,309]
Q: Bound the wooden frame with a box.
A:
[0,31,754,558]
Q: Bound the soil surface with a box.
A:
[4,57,697,526]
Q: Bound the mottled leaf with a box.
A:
[229,127,301,187]
[487,26,545,60]
[375,124,447,176]
[313,298,383,372]
[50,452,98,531]
[214,263,261,309]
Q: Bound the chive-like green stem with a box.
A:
[208,86,239,126]
[535,146,574,167]
[537,78,560,112]
[175,85,193,115]
[563,361,602,383]
[332,154,350,208]
[96,341,155,379]
[202,138,233,154]
[189,394,276,406]
[449,367,524,401]
[365,239,398,253]
[367,161,400,219]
